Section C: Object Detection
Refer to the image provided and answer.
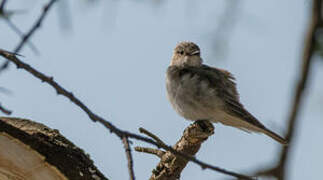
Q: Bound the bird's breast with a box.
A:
[166,67,223,121]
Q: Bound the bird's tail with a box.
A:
[261,128,288,145]
[219,112,288,145]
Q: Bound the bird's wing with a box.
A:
[205,66,239,100]
[194,65,266,129]
[170,65,287,144]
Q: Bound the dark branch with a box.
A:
[0,0,57,73]
[139,127,167,146]
[282,0,322,162]
[4,18,39,54]
[137,122,215,180]
[122,136,136,180]
[0,103,11,115]
[138,125,255,180]
[212,0,240,60]
[0,50,253,180]
[14,0,57,53]
[137,121,255,180]
[0,86,12,94]
[252,0,323,179]
[0,0,7,11]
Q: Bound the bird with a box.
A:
[166,41,288,145]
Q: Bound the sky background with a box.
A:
[1,0,323,179]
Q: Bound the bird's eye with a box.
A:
[177,50,184,55]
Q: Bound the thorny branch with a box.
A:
[14,0,57,53]
[0,0,38,54]
[0,0,57,73]
[253,0,323,179]
[0,49,254,180]
[0,0,56,117]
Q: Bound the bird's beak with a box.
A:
[191,50,200,56]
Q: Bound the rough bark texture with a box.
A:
[150,120,214,180]
[0,117,108,180]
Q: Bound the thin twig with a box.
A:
[0,0,7,11]
[0,103,11,115]
[14,0,57,53]
[277,0,323,177]
[134,147,165,158]
[252,0,323,179]
[0,0,57,73]
[4,18,39,54]
[0,0,37,53]
[0,87,12,94]
[0,50,254,180]
[122,136,135,180]
[212,0,240,60]
[139,127,166,146]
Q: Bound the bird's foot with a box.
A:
[195,120,214,134]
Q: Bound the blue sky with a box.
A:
[1,0,323,179]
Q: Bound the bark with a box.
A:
[148,120,214,180]
[0,117,108,180]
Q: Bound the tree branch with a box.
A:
[137,121,216,180]
[0,0,7,11]
[136,121,255,180]
[139,127,167,146]
[0,103,11,115]
[122,136,136,180]
[4,17,39,54]
[0,0,57,73]
[252,0,323,179]
[14,0,57,53]
[0,49,254,180]
[134,147,165,158]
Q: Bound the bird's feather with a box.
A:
[170,65,266,129]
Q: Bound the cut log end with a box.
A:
[0,117,109,180]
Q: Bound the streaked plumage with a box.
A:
[166,41,287,145]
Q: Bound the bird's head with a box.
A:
[171,41,203,67]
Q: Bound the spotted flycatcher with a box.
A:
[166,41,287,144]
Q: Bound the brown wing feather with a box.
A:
[174,65,266,128]
[200,65,266,129]
[212,67,239,100]
[170,65,287,144]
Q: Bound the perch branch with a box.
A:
[137,121,255,180]
[0,49,254,180]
